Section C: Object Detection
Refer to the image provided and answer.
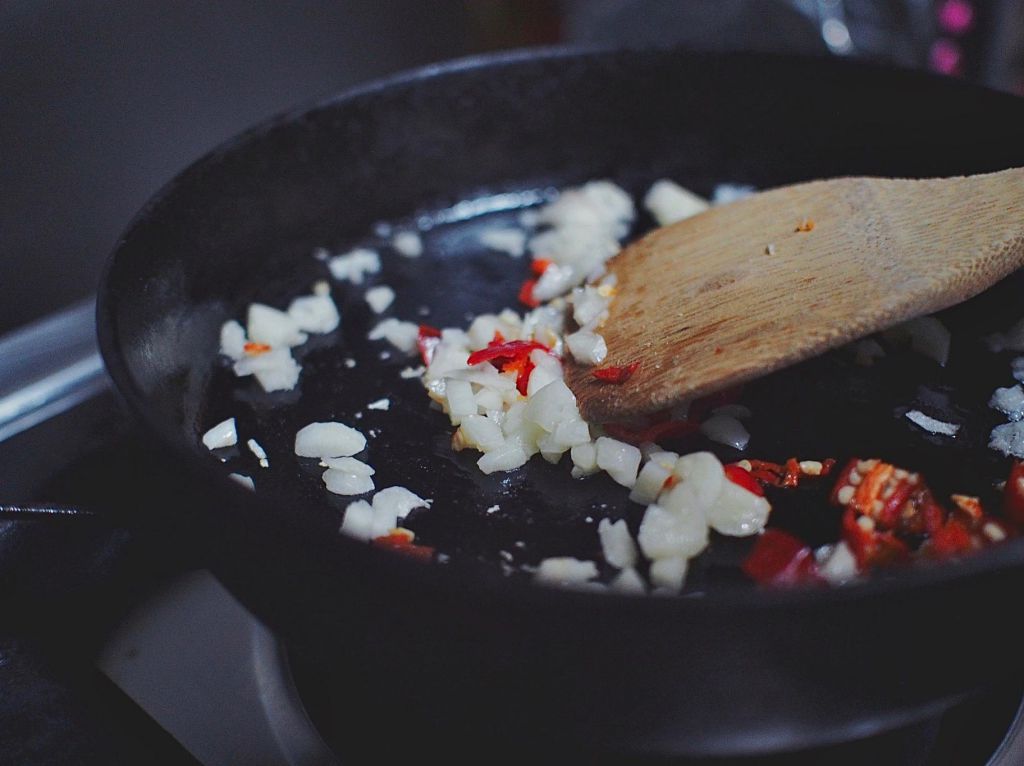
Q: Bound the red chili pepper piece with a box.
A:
[1004,461,1024,528]
[841,507,908,569]
[467,339,548,367]
[530,258,552,276]
[417,324,442,365]
[518,278,539,308]
[878,480,914,529]
[603,418,701,446]
[742,528,820,586]
[781,458,802,489]
[592,361,640,384]
[724,464,765,497]
[243,342,272,355]
[372,532,436,563]
[930,518,974,557]
[467,338,550,396]
[829,458,860,505]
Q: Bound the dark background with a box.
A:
[1,0,1019,335]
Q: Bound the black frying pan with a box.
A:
[96,48,1024,758]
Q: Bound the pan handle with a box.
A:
[0,298,109,444]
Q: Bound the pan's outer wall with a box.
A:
[98,49,1024,756]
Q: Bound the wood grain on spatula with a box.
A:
[566,168,1024,423]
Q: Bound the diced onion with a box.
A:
[202,417,238,450]
[598,518,638,569]
[295,422,366,458]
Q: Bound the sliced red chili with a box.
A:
[742,528,820,586]
[372,531,436,563]
[781,458,802,489]
[841,507,908,569]
[725,464,764,497]
[243,342,272,355]
[1004,461,1024,528]
[530,258,552,276]
[592,361,640,384]
[417,324,442,365]
[518,278,539,308]
[467,339,548,367]
[930,518,974,557]
[829,458,860,505]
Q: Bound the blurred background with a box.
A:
[2,0,1023,336]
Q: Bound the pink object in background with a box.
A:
[937,0,975,36]
[930,38,964,76]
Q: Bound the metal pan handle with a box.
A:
[0,298,109,444]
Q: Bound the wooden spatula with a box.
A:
[565,168,1024,423]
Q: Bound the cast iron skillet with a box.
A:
[97,48,1024,758]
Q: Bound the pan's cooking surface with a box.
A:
[202,180,1021,591]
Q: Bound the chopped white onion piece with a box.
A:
[610,567,646,594]
[320,456,374,475]
[247,438,269,467]
[642,179,709,226]
[570,442,598,477]
[202,417,238,450]
[705,479,771,537]
[219,320,247,360]
[365,285,396,314]
[885,316,951,366]
[366,398,390,411]
[523,380,578,433]
[391,230,423,258]
[637,503,709,560]
[228,473,255,490]
[372,486,430,520]
[595,437,642,488]
[629,458,673,505]
[459,415,505,451]
[323,468,375,496]
[700,414,750,450]
[990,385,1024,422]
[598,518,638,569]
[294,422,366,458]
[990,421,1024,458]
[711,184,755,205]
[247,303,307,348]
[400,365,425,379]
[287,292,340,334]
[667,452,725,512]
[477,442,528,474]
[818,541,859,584]
[368,319,419,354]
[339,500,375,541]
[565,330,607,365]
[905,409,960,436]
[534,557,599,587]
[327,248,380,284]
[649,555,688,593]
